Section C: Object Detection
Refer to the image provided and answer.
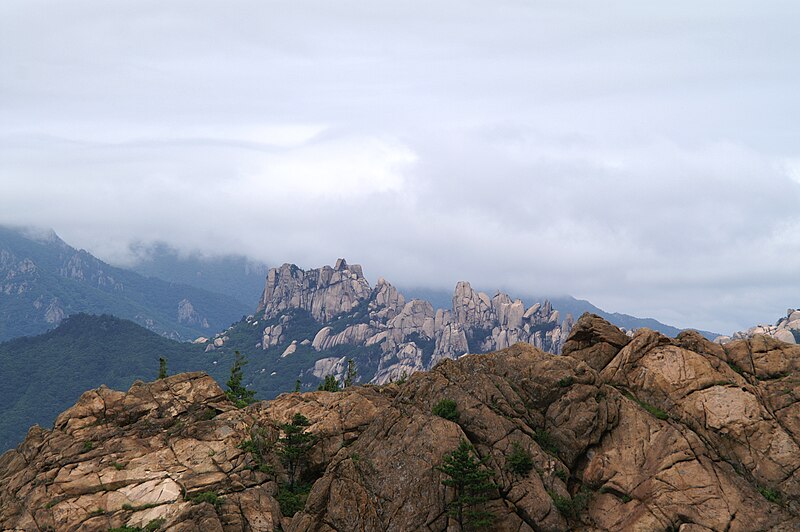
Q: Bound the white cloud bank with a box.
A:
[1,1,799,333]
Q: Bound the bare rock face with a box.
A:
[309,356,348,381]
[252,260,572,384]
[177,299,210,329]
[562,313,630,371]
[5,323,800,531]
[387,299,436,340]
[0,373,282,532]
[311,323,373,351]
[257,259,371,323]
[369,277,405,322]
[430,321,469,366]
[372,342,426,384]
[452,281,496,327]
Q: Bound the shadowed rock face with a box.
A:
[3,315,800,531]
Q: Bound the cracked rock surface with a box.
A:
[3,314,800,530]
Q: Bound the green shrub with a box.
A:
[317,374,340,392]
[549,486,590,518]
[144,519,166,532]
[558,376,574,388]
[276,484,309,516]
[759,486,782,503]
[81,441,94,453]
[572,487,591,513]
[555,469,568,481]
[506,443,533,475]
[432,399,459,422]
[88,507,105,517]
[122,502,160,512]
[549,491,574,516]
[622,391,669,420]
[727,361,744,375]
[190,491,222,508]
[278,414,315,489]
[639,401,669,420]
[534,428,558,454]
[109,519,165,532]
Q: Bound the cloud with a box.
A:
[1,1,799,334]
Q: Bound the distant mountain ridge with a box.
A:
[402,288,720,340]
[205,259,574,391]
[0,226,250,342]
[715,308,800,345]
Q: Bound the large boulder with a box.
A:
[561,312,630,371]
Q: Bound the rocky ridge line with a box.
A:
[716,308,800,345]
[3,313,800,530]
[247,258,573,384]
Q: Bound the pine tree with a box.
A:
[158,357,168,379]
[438,440,496,530]
[226,351,256,408]
[317,374,340,392]
[279,413,315,489]
[294,379,301,393]
[344,359,357,387]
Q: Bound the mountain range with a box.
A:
[0,226,736,452]
[0,226,250,342]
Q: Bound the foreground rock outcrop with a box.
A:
[3,313,800,530]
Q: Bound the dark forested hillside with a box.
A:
[0,314,226,450]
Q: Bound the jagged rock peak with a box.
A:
[562,312,631,371]
[716,307,800,345]
[257,259,371,322]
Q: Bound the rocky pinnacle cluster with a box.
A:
[256,259,574,383]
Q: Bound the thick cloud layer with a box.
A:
[1,1,799,333]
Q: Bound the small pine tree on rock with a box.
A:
[344,359,357,387]
[279,413,315,489]
[158,357,168,380]
[438,440,496,531]
[317,374,340,392]
[226,351,256,408]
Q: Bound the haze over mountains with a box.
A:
[125,242,268,310]
[0,226,249,342]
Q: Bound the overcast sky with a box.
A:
[2,1,799,334]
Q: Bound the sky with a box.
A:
[1,1,799,334]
